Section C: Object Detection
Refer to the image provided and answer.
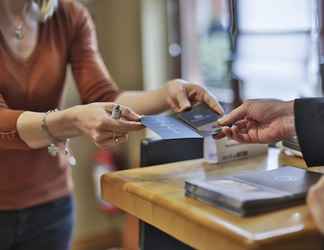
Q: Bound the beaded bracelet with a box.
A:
[41,110,76,166]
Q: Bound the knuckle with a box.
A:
[94,119,104,129]
[92,132,101,142]
[243,100,250,106]
[180,84,187,93]
[95,141,105,149]
[196,84,204,92]
[242,101,251,111]
[314,188,323,198]
[319,177,324,185]
[173,78,182,84]
[172,79,185,89]
[309,187,320,200]
[167,80,176,88]
[97,118,110,130]
[307,191,315,205]
[123,107,131,116]
[94,123,102,130]
[88,103,97,108]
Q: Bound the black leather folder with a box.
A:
[185,166,323,216]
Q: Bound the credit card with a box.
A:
[141,115,201,139]
[141,103,226,139]
[177,103,222,136]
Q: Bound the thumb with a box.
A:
[176,88,191,112]
[203,92,225,115]
[218,105,247,126]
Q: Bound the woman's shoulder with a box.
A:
[59,0,87,12]
[56,0,90,25]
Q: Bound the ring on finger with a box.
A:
[115,134,129,144]
[112,132,120,143]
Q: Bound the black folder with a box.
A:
[185,166,323,216]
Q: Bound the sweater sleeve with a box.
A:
[294,98,324,166]
[0,94,30,150]
[68,3,121,104]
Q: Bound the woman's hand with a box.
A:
[65,102,143,148]
[165,79,224,114]
[307,177,324,235]
[217,99,295,143]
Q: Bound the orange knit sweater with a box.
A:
[0,0,120,209]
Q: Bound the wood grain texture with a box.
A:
[71,229,122,250]
[102,149,323,250]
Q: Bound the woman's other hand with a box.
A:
[307,177,324,235]
[65,103,143,148]
[165,79,224,114]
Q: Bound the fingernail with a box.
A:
[184,105,191,111]
[180,105,191,112]
[218,105,225,115]
[217,118,225,125]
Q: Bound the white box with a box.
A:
[204,136,268,164]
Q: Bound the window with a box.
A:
[168,0,233,102]
[168,0,323,104]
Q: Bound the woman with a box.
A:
[0,0,223,249]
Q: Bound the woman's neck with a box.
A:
[0,0,35,29]
[0,0,30,18]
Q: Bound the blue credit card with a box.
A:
[141,115,202,139]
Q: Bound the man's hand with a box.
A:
[165,79,224,115]
[307,177,324,235]
[217,99,296,143]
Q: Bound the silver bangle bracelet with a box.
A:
[41,109,62,144]
[41,109,76,166]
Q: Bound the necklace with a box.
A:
[12,2,30,41]
[15,23,24,40]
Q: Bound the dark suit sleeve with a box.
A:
[295,98,324,166]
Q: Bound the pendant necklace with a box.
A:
[13,3,30,41]
[15,23,24,40]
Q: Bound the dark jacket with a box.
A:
[295,98,324,166]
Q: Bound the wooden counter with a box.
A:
[101,149,323,250]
